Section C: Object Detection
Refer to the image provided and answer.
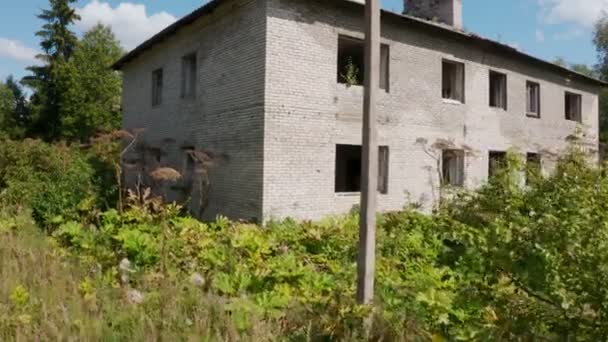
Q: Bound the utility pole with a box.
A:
[357,0,380,305]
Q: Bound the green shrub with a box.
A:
[0,138,115,227]
[53,197,454,340]
[8,146,608,340]
[438,150,608,340]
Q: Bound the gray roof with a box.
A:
[112,0,606,87]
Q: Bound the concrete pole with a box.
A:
[357,0,380,305]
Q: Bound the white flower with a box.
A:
[119,258,133,273]
[190,272,206,287]
[126,289,144,304]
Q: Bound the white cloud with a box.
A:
[76,0,177,50]
[538,0,608,28]
[0,38,38,64]
[535,29,545,42]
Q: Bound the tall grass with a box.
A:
[0,211,281,342]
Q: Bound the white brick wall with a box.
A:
[262,0,600,220]
[121,0,267,221]
[121,0,600,222]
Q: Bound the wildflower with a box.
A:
[190,272,206,287]
[119,258,133,273]
[126,289,144,305]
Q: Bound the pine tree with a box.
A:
[22,0,80,140]
[5,76,29,127]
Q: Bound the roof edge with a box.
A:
[112,0,223,70]
[112,0,607,87]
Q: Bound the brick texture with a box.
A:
[121,0,267,221]
[121,0,600,221]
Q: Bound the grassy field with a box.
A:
[0,217,283,342]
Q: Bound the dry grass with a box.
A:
[0,213,280,342]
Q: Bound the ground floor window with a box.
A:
[488,151,507,179]
[526,152,541,184]
[335,144,389,194]
[442,149,465,187]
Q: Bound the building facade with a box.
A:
[116,0,602,221]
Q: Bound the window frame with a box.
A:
[151,68,164,107]
[334,144,390,194]
[181,52,198,100]
[526,81,541,118]
[336,35,390,91]
[565,91,582,123]
[489,70,508,110]
[441,149,465,187]
[488,150,507,179]
[525,152,541,185]
[442,59,465,103]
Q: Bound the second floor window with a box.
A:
[337,35,389,91]
[181,53,197,99]
[442,60,465,102]
[565,92,582,123]
[526,81,540,118]
[489,71,507,110]
[152,68,163,106]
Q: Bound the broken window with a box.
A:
[489,71,507,110]
[152,68,163,106]
[442,149,465,187]
[526,152,541,184]
[565,92,582,123]
[442,60,465,102]
[488,151,507,179]
[526,81,540,117]
[337,36,389,91]
[335,144,389,193]
[181,53,197,99]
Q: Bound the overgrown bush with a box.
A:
[53,190,453,340]
[438,150,608,340]
[0,138,115,227]
[5,143,608,340]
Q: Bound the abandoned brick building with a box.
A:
[114,0,603,221]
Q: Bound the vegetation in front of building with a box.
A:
[3,0,608,340]
[2,136,608,340]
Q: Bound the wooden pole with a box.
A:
[357,0,380,305]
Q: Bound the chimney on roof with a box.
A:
[404,0,463,30]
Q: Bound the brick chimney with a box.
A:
[404,0,463,30]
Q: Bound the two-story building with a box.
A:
[114,0,603,221]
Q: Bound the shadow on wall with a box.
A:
[121,131,225,218]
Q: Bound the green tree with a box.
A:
[552,57,568,67]
[0,83,16,136]
[594,15,608,143]
[4,76,29,137]
[22,0,80,140]
[570,64,597,78]
[55,24,124,141]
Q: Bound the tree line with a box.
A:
[0,0,123,142]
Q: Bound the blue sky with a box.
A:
[0,0,604,82]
